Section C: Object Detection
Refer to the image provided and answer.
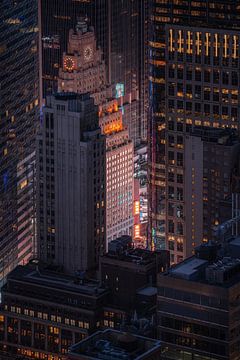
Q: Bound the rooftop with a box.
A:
[104,236,166,267]
[165,239,240,287]
[68,329,161,360]
[5,262,107,297]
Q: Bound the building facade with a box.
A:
[98,100,134,243]
[157,240,240,360]
[0,0,39,283]
[40,0,146,142]
[58,20,111,106]
[58,25,134,243]
[100,235,169,311]
[37,93,106,274]
[183,128,240,260]
[148,1,240,258]
[0,262,108,359]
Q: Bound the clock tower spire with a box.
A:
[58,18,109,102]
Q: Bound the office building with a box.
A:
[157,239,240,360]
[148,1,240,255]
[40,0,146,142]
[37,93,106,274]
[182,128,240,261]
[0,261,109,359]
[98,100,134,243]
[100,235,169,310]
[58,24,134,242]
[0,0,39,283]
[67,329,162,360]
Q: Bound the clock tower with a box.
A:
[59,19,108,101]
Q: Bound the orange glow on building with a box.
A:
[103,121,123,135]
[134,201,140,215]
[134,224,140,238]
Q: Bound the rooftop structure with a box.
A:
[67,329,162,360]
[100,236,169,312]
[5,261,107,299]
[104,236,169,269]
[0,261,109,358]
[167,239,240,287]
[157,238,240,359]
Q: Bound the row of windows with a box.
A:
[168,100,238,119]
[168,67,239,84]
[6,306,90,329]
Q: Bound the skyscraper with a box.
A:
[37,93,106,273]
[99,100,134,243]
[0,0,39,282]
[58,23,134,244]
[148,1,240,260]
[40,0,146,142]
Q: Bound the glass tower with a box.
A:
[148,0,240,260]
[0,0,39,281]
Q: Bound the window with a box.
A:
[168,121,174,131]
[177,100,183,109]
[168,172,174,183]
[168,186,174,199]
[204,70,211,82]
[232,71,238,86]
[186,102,192,111]
[204,104,210,115]
[177,223,183,236]
[168,203,174,216]
[222,107,228,115]
[177,174,183,184]
[204,88,210,101]
[195,69,201,81]
[195,103,201,113]
[168,84,175,96]
[168,135,174,147]
[168,220,174,233]
[222,71,229,85]
[177,153,183,166]
[177,188,183,201]
[213,89,219,102]
[177,122,183,132]
[176,205,183,218]
[168,67,175,78]
[186,67,192,80]
[195,85,201,99]
[213,70,220,83]
[177,68,183,79]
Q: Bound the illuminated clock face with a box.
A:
[64,57,75,71]
[84,46,93,61]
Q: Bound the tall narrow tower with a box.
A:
[0,0,39,282]
[37,93,106,273]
